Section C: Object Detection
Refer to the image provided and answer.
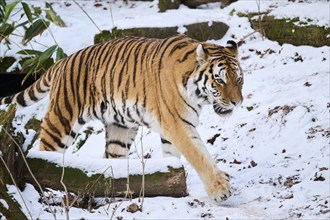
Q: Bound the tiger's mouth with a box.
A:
[213,103,233,116]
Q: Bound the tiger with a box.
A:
[0,34,243,202]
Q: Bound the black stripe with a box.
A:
[194,70,205,85]
[76,51,87,111]
[168,41,189,56]
[40,138,56,151]
[53,104,71,135]
[157,35,187,73]
[208,64,214,74]
[142,79,147,108]
[35,80,47,93]
[179,115,195,127]
[133,40,149,87]
[112,123,128,129]
[70,131,77,139]
[68,52,80,106]
[62,72,73,119]
[78,117,85,125]
[134,96,141,118]
[112,38,134,70]
[161,138,171,145]
[178,93,198,115]
[43,128,66,149]
[101,43,118,102]
[16,92,26,106]
[203,74,209,85]
[44,117,62,137]
[4,96,12,104]
[178,48,195,63]
[107,152,125,158]
[126,107,135,123]
[83,46,99,104]
[182,70,194,88]
[107,140,131,149]
[137,42,153,88]
[95,42,112,71]
[121,91,126,114]
[117,39,138,89]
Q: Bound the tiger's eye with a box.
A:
[216,78,226,85]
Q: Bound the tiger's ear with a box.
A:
[196,44,209,65]
[225,40,238,57]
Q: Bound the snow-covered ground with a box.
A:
[1,0,329,219]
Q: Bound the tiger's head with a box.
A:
[193,40,243,117]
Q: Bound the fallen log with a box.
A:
[23,154,187,198]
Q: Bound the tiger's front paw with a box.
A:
[206,171,231,203]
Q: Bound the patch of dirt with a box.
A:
[284,175,301,188]
[268,105,296,117]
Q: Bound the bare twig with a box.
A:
[138,126,146,211]
[109,4,115,29]
[237,29,263,47]
[60,151,70,220]
[73,0,101,32]
[0,156,33,220]
[255,0,265,40]
[1,127,57,219]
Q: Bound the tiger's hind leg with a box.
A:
[160,136,181,158]
[104,123,138,158]
[39,108,84,152]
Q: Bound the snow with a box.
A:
[27,149,182,179]
[268,1,330,27]
[1,0,329,219]
[0,199,9,210]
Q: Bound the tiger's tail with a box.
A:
[0,69,53,107]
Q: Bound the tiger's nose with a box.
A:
[230,99,242,107]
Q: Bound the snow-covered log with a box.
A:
[23,156,187,198]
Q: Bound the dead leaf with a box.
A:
[126,203,140,213]
[207,133,220,145]
[250,160,257,167]
[230,159,241,165]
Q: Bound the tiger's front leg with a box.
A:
[163,124,231,203]
[104,123,138,158]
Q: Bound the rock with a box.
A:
[94,21,229,44]
[250,15,330,47]
[158,0,181,12]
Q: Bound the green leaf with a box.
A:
[4,0,20,22]
[32,6,41,16]
[17,49,42,56]
[246,106,254,111]
[21,57,37,72]
[0,22,15,42]
[0,0,6,22]
[56,47,66,60]
[22,19,49,44]
[14,20,29,29]
[45,7,65,27]
[21,2,33,23]
[45,2,54,10]
[38,45,57,63]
